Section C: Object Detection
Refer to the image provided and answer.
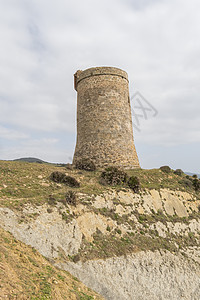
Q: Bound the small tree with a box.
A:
[160,166,171,173]
[174,169,184,176]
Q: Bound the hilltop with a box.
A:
[0,160,200,299]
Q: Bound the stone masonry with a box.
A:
[73,66,140,169]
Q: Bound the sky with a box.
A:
[0,0,199,173]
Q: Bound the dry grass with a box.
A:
[0,160,108,209]
[0,227,104,299]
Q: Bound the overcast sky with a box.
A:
[0,0,199,173]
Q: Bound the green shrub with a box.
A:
[127,176,140,193]
[100,167,127,186]
[49,171,64,183]
[174,169,184,176]
[64,176,80,187]
[49,171,80,187]
[193,178,200,192]
[160,166,171,173]
[193,174,198,179]
[138,214,148,222]
[75,159,96,171]
[106,225,111,232]
[65,191,77,206]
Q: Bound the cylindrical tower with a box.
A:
[73,66,140,169]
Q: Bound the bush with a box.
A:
[100,167,127,186]
[174,169,184,176]
[127,176,140,193]
[193,174,198,179]
[193,178,200,192]
[49,171,65,182]
[48,195,57,205]
[160,166,171,173]
[65,191,77,206]
[49,171,80,187]
[75,159,96,171]
[64,176,80,187]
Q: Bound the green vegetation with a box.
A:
[75,158,96,172]
[65,190,77,206]
[0,160,199,211]
[74,209,200,262]
[127,176,140,192]
[100,167,127,186]
[76,230,178,262]
[160,166,171,173]
[174,169,184,176]
[193,178,200,192]
[49,171,80,187]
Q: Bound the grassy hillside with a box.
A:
[0,160,199,210]
[0,226,104,299]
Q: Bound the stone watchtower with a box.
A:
[73,66,140,169]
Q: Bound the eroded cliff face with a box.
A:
[0,188,200,299]
[0,189,199,257]
[58,250,200,300]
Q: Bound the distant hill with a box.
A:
[13,157,48,164]
[13,157,67,167]
[185,172,200,179]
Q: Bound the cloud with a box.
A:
[0,0,199,171]
[0,125,29,140]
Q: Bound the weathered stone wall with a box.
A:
[73,66,140,169]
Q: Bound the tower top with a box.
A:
[74,66,128,91]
